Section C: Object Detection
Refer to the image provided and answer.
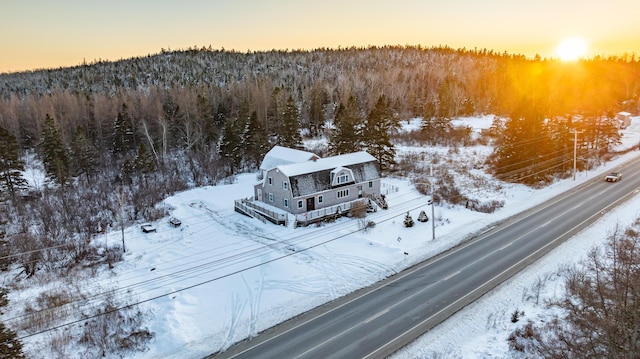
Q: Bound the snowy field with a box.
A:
[14,115,640,358]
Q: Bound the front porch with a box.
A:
[235,197,387,228]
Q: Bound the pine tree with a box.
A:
[119,158,133,185]
[70,126,99,183]
[328,96,363,155]
[133,142,156,174]
[267,87,285,137]
[163,97,181,149]
[364,95,398,171]
[218,118,242,176]
[420,115,453,146]
[278,95,302,148]
[113,103,135,157]
[196,93,217,143]
[0,288,25,359]
[308,84,328,137]
[492,97,552,184]
[244,111,269,169]
[403,212,414,227]
[40,114,69,185]
[0,126,27,199]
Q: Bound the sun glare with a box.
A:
[556,37,587,61]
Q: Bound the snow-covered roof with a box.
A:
[271,151,380,197]
[277,151,376,177]
[259,146,319,171]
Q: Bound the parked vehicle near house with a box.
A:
[141,223,157,233]
[169,217,182,227]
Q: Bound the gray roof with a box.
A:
[278,151,376,177]
[278,152,379,197]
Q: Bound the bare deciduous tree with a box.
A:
[513,221,640,358]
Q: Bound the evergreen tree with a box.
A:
[0,288,25,359]
[278,95,302,148]
[163,96,181,149]
[437,75,461,118]
[492,98,552,184]
[0,126,27,199]
[364,95,398,171]
[196,93,217,143]
[133,142,156,174]
[218,118,243,176]
[70,126,99,183]
[420,114,453,145]
[119,158,134,185]
[403,212,414,227]
[40,114,70,185]
[308,83,328,137]
[328,96,363,155]
[461,97,475,116]
[267,87,285,137]
[113,103,135,157]
[244,111,269,169]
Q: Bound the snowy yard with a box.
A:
[10,115,640,358]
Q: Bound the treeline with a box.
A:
[0,45,638,357]
[0,45,635,241]
[1,45,638,151]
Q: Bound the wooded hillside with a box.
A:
[0,45,639,358]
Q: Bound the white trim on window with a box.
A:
[268,193,274,202]
[318,195,323,203]
[337,174,349,184]
[283,181,289,190]
[284,198,289,208]
[297,200,303,209]
[337,189,349,198]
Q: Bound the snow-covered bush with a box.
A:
[403,212,414,227]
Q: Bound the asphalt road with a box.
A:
[211,154,640,359]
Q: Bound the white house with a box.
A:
[235,146,383,226]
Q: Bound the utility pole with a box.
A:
[570,129,583,181]
[415,181,436,240]
[116,189,127,253]
[428,197,435,240]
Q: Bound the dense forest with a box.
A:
[0,45,639,357]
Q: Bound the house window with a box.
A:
[318,195,323,203]
[268,177,273,185]
[284,198,289,208]
[368,181,373,188]
[268,193,274,202]
[337,189,350,199]
[297,200,303,209]
[283,181,289,190]
[337,174,349,184]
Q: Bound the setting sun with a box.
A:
[556,37,588,61]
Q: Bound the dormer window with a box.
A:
[330,166,354,187]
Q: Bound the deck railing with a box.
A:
[234,198,288,226]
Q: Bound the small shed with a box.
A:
[616,111,632,129]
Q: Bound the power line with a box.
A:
[2,192,428,337]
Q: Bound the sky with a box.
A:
[1,0,640,73]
